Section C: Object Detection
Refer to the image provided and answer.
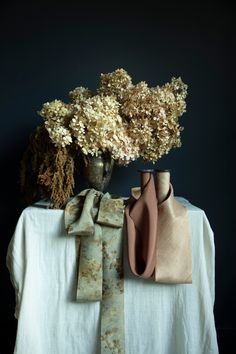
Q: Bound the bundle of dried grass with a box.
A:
[20,125,76,209]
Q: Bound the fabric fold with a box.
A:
[65,189,103,301]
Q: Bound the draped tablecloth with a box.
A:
[6,197,219,354]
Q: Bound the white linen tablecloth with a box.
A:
[6,198,219,354]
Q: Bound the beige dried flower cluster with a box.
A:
[39,99,72,147]
[38,68,187,164]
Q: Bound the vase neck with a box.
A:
[138,169,154,193]
[155,170,170,203]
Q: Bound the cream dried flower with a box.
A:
[99,68,133,101]
[141,116,182,161]
[38,99,72,123]
[38,99,73,148]
[121,81,151,118]
[45,121,72,147]
[37,70,187,163]
[123,77,187,162]
[70,95,122,155]
[70,95,139,164]
[69,86,93,104]
[155,77,187,118]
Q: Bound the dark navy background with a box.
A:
[0,1,234,353]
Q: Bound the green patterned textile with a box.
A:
[65,189,125,354]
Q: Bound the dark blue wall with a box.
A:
[0,2,234,353]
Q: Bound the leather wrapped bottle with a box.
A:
[125,169,192,284]
[125,170,158,279]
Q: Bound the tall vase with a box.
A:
[82,152,114,192]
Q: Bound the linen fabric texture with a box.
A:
[6,198,219,354]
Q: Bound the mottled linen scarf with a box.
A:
[65,189,125,354]
[125,174,192,284]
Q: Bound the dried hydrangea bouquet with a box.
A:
[20,68,187,208]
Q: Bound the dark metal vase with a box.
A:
[83,152,114,192]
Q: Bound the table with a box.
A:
[7,197,219,354]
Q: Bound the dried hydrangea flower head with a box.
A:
[68,86,93,104]
[99,68,133,101]
[121,81,151,119]
[121,77,187,162]
[38,99,72,122]
[70,95,121,155]
[37,71,187,161]
[70,95,139,164]
[38,99,73,147]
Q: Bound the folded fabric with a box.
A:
[65,189,125,354]
[125,178,192,284]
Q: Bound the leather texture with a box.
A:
[125,173,192,284]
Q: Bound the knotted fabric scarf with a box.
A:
[65,189,125,353]
[125,178,192,284]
